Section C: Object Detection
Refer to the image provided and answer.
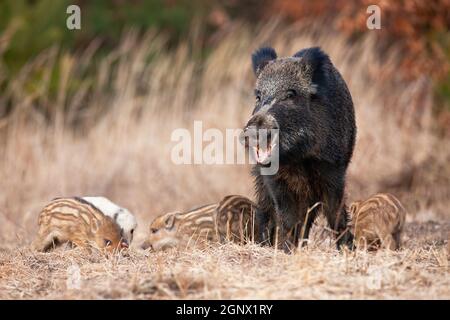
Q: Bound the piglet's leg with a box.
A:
[381,234,397,251]
[33,230,60,252]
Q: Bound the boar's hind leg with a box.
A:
[254,208,273,245]
[291,211,316,249]
[274,200,304,253]
[325,204,354,250]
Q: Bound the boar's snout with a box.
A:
[242,112,279,165]
[244,112,278,132]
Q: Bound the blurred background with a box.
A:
[0,0,449,245]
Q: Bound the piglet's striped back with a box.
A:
[216,195,257,244]
[350,193,406,250]
[176,203,218,241]
[34,197,123,252]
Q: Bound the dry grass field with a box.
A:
[0,220,448,299]
[0,24,449,299]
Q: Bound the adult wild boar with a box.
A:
[243,47,356,251]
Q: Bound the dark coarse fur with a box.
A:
[246,46,356,251]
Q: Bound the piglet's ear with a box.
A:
[164,214,176,229]
[252,47,277,76]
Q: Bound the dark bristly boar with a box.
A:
[244,47,356,252]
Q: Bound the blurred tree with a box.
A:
[0,0,448,130]
[270,0,450,81]
[0,0,73,72]
[269,0,450,125]
[0,0,215,71]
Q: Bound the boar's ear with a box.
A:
[293,47,331,95]
[252,47,277,76]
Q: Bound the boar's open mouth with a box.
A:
[242,126,278,165]
[252,141,277,165]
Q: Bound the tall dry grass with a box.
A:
[0,23,445,250]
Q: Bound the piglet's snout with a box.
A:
[120,240,129,249]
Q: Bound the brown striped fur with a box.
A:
[141,203,218,251]
[142,195,257,251]
[33,197,126,252]
[349,193,407,250]
[215,195,257,244]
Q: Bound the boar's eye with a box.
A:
[104,239,112,247]
[254,90,261,103]
[284,89,297,100]
[151,228,158,234]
